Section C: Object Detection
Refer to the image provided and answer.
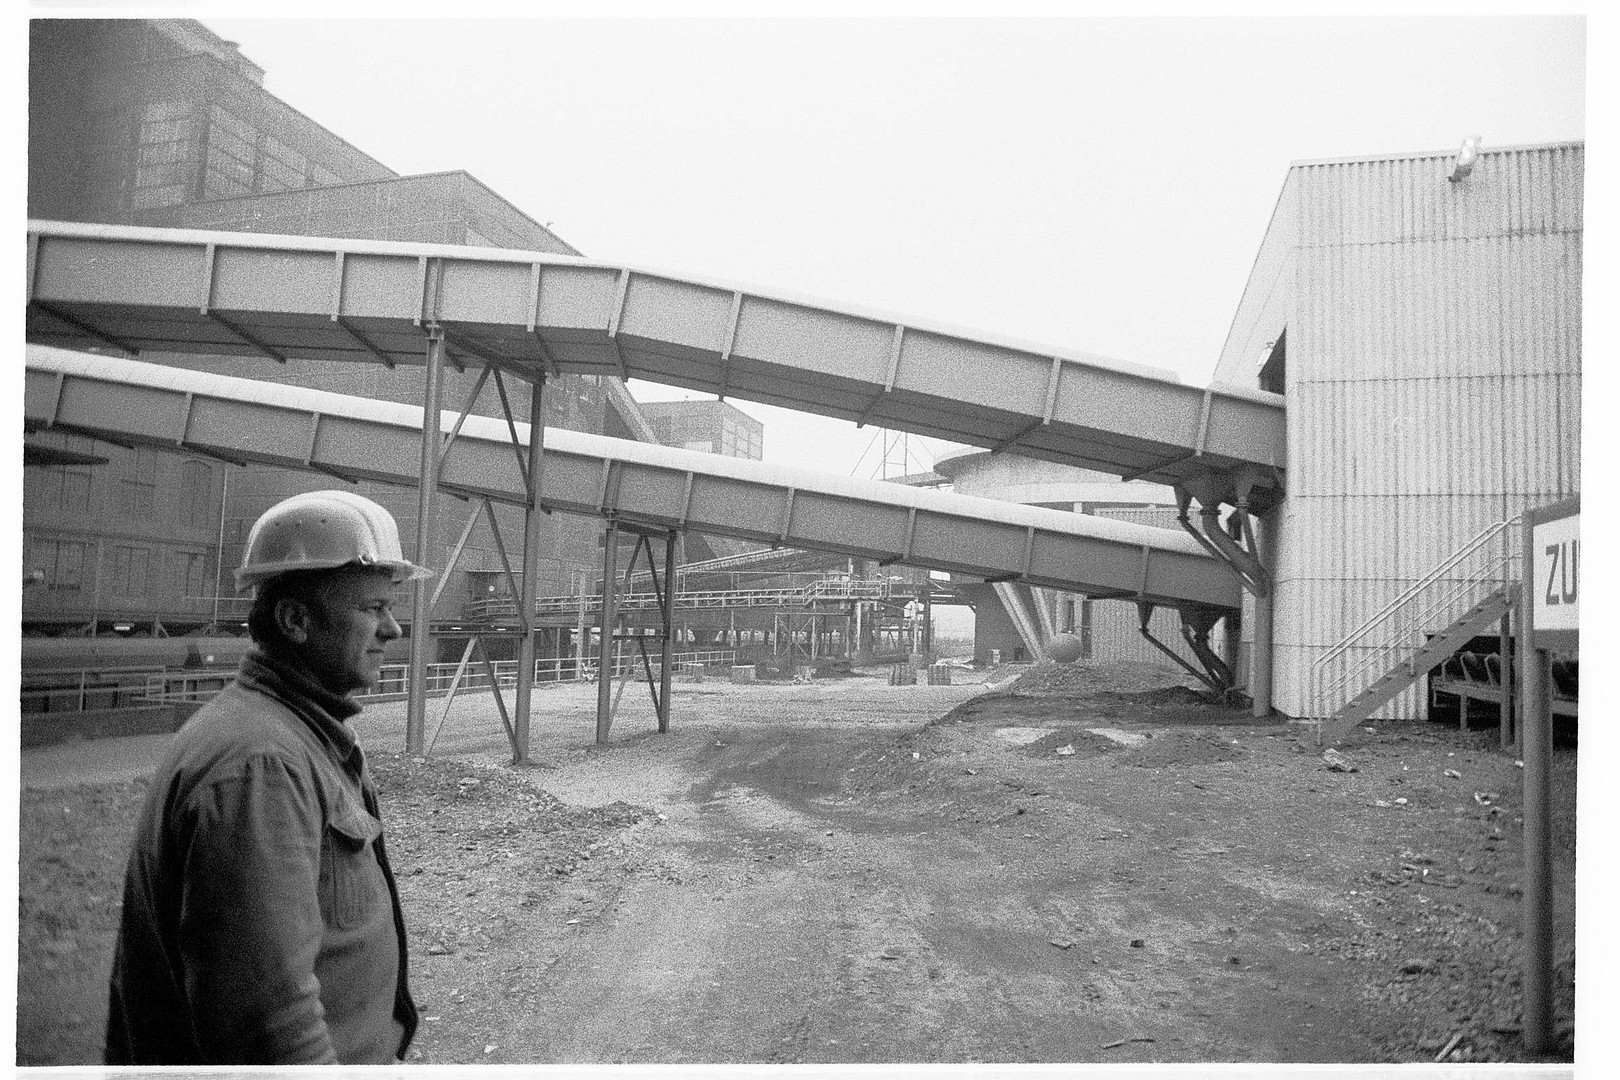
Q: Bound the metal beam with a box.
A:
[659,529,676,733]
[430,500,487,612]
[405,325,447,755]
[206,311,288,364]
[513,377,548,763]
[438,364,493,469]
[29,301,141,355]
[596,521,619,745]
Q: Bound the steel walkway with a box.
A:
[25,220,1285,498]
[25,347,1240,613]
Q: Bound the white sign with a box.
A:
[1531,513,1579,633]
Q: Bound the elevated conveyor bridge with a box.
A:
[25,349,1238,611]
[25,219,1287,749]
[25,220,1284,496]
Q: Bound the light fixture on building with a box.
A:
[1449,135,1483,183]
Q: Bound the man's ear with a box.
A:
[273,595,315,645]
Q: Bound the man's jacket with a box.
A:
[105,648,418,1064]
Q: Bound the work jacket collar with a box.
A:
[237,646,364,766]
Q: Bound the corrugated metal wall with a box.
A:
[1273,143,1582,719]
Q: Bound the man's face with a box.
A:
[296,568,403,696]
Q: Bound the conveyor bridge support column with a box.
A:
[1175,464,1284,717]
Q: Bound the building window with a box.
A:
[179,550,211,601]
[110,545,151,597]
[117,447,158,515]
[35,540,89,593]
[31,434,98,512]
[181,460,215,529]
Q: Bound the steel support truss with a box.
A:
[1134,601,1238,700]
[1173,465,1282,716]
[594,521,678,745]
[403,312,551,762]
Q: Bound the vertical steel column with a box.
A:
[1249,511,1274,719]
[511,376,547,764]
[405,325,446,756]
[212,466,230,631]
[1498,605,1515,749]
[1223,609,1242,680]
[595,522,619,745]
[575,569,588,673]
[922,586,933,655]
[1519,518,1553,1055]
[658,529,676,733]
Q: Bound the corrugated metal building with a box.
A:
[1216,142,1582,719]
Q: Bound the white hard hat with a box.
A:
[235,490,432,592]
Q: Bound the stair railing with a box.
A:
[1309,516,1521,722]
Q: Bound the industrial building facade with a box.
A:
[24,18,642,646]
[1216,142,1582,719]
[639,399,765,460]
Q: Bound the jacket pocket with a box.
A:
[320,802,384,930]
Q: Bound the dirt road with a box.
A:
[358,662,1576,1065]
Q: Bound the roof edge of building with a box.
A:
[1287,138,1583,170]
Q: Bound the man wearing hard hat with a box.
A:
[105,491,431,1065]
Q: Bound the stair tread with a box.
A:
[1326,588,1512,725]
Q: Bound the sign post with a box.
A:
[1520,495,1578,1055]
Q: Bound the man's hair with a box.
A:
[246,569,336,652]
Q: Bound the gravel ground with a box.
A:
[14,659,1578,1066]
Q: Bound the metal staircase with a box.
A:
[1312,517,1521,743]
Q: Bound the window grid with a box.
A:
[181,460,215,529]
[39,540,89,593]
[117,447,158,515]
[110,545,151,598]
[179,550,211,601]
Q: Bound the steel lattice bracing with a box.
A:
[25,348,1241,613]
[25,220,1286,500]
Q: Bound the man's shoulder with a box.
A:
[165,681,325,783]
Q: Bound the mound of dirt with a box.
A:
[1015,726,1120,759]
[1121,730,1249,767]
[1093,685,1214,707]
[1009,659,1192,696]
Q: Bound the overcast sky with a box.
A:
[116,14,1592,475]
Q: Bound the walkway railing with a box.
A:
[1308,517,1521,722]
[20,665,175,714]
[126,650,741,708]
[466,577,904,621]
